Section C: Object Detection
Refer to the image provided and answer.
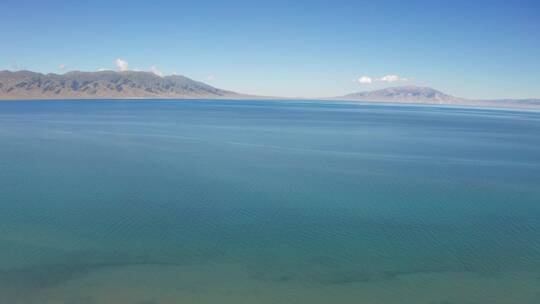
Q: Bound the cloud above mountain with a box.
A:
[357,74,407,85]
[358,76,372,84]
[115,58,129,71]
[150,65,163,77]
[380,75,403,83]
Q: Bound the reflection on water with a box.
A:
[0,100,540,303]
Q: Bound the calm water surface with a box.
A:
[0,100,540,304]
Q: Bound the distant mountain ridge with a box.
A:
[0,70,247,99]
[1,71,539,109]
[336,85,540,108]
[340,86,464,103]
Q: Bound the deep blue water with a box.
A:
[1,100,540,304]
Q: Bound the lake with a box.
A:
[1,100,540,304]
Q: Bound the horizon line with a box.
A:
[1,68,539,101]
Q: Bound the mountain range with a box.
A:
[0,70,247,99]
[335,86,540,108]
[0,70,538,109]
[338,86,463,104]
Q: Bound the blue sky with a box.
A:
[2,0,539,98]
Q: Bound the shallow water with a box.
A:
[1,100,540,304]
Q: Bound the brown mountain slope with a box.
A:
[0,70,247,99]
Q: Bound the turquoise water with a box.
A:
[1,100,540,304]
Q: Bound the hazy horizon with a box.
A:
[3,68,540,102]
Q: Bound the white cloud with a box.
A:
[115,58,129,71]
[97,68,110,71]
[58,64,65,71]
[357,76,372,84]
[379,75,403,83]
[357,74,408,85]
[206,74,215,81]
[150,65,163,77]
